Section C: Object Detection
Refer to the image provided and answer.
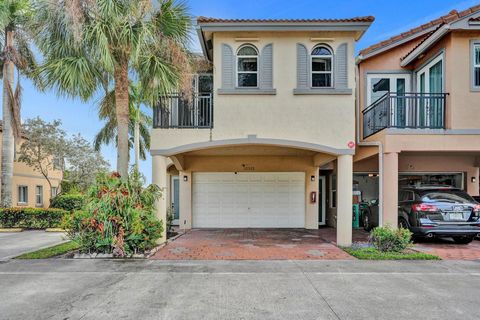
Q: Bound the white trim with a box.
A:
[472,41,480,90]
[400,25,450,67]
[329,174,337,209]
[311,45,333,88]
[415,53,444,127]
[236,44,259,88]
[18,185,28,204]
[366,73,412,106]
[35,185,43,207]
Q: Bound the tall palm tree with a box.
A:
[0,0,38,207]
[94,83,151,168]
[33,0,191,177]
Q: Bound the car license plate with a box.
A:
[449,213,463,220]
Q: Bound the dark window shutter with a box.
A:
[221,44,234,89]
[297,43,309,89]
[260,44,273,89]
[334,43,348,89]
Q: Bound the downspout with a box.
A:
[355,58,383,226]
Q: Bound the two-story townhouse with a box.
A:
[355,5,480,228]
[151,16,374,245]
[0,122,63,208]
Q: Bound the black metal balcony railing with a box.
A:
[153,93,213,128]
[362,92,448,139]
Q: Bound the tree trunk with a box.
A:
[134,108,140,170]
[114,61,130,178]
[1,29,15,207]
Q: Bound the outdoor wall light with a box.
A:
[311,175,315,181]
[471,177,476,183]
[183,175,188,182]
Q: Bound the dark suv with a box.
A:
[363,185,480,244]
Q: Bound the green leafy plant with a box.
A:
[369,225,412,253]
[50,194,86,212]
[0,208,68,229]
[62,170,163,256]
[343,247,440,260]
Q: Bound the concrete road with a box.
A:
[0,231,67,260]
[0,260,479,320]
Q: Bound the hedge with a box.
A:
[0,208,69,229]
[50,194,85,211]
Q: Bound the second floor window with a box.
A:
[237,44,258,87]
[474,43,480,88]
[311,45,333,88]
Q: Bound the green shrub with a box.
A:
[50,194,85,211]
[369,225,412,252]
[62,170,163,256]
[0,208,69,229]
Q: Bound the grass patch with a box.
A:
[343,247,440,260]
[15,241,80,259]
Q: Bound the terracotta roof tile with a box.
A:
[359,5,480,57]
[197,16,375,24]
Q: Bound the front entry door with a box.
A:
[171,176,180,225]
[318,176,326,226]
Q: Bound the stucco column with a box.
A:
[179,171,192,230]
[305,167,319,229]
[382,152,398,228]
[336,155,353,247]
[152,155,168,243]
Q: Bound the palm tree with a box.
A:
[34,0,191,177]
[94,83,151,169]
[0,0,38,207]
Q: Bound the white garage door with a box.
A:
[192,172,305,228]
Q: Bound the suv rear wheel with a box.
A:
[398,217,409,230]
[452,236,474,244]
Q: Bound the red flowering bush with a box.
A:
[63,170,163,256]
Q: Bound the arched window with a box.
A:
[237,44,258,87]
[311,45,333,88]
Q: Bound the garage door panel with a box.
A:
[192,172,305,228]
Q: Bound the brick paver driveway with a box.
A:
[414,238,480,260]
[151,228,356,260]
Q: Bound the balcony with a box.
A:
[153,93,213,129]
[362,92,448,139]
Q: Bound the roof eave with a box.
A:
[357,26,438,62]
[197,21,373,34]
[196,25,212,61]
[400,25,451,67]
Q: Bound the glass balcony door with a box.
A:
[416,55,444,128]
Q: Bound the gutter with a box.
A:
[355,64,383,227]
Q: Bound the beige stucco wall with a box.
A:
[151,31,358,153]
[446,31,480,129]
[0,135,63,208]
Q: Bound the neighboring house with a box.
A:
[151,16,374,245]
[355,6,480,227]
[0,122,62,208]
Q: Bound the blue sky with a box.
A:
[17,0,478,183]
